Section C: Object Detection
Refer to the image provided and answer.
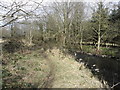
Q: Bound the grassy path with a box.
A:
[41,49,104,88]
[3,49,104,88]
[40,54,55,88]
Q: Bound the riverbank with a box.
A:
[2,48,105,88]
[74,50,120,89]
[45,49,104,88]
[80,45,120,59]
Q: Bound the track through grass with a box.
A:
[41,48,104,88]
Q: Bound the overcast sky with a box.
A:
[0,0,119,27]
[0,0,120,3]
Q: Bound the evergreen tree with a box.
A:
[91,2,109,51]
[109,1,120,45]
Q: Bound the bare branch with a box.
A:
[0,17,18,27]
[111,82,120,88]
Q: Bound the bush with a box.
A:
[3,39,24,53]
[101,47,117,56]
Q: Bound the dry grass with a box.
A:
[45,48,104,88]
[2,51,50,88]
[3,48,104,88]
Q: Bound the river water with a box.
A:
[75,52,120,89]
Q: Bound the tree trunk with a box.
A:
[80,37,83,50]
[11,23,14,37]
[97,35,101,51]
[97,9,101,51]
[63,27,67,47]
[80,27,83,50]
[97,21,101,51]
[29,30,33,45]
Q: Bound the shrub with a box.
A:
[3,39,24,53]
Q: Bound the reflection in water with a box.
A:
[75,52,120,89]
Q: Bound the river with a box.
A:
[74,51,120,89]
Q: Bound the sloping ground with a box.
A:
[3,48,104,88]
[40,53,55,88]
[44,48,104,88]
[2,51,50,88]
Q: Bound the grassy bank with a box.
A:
[2,48,105,88]
[82,45,119,57]
[2,50,50,88]
[44,48,104,88]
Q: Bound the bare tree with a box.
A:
[0,0,43,27]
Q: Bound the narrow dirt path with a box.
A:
[40,53,55,88]
[39,49,104,88]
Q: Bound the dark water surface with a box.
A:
[75,52,120,89]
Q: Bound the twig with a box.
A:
[111,82,120,88]
[0,17,18,27]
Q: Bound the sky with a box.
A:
[0,0,120,3]
[0,0,119,27]
[0,0,119,17]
